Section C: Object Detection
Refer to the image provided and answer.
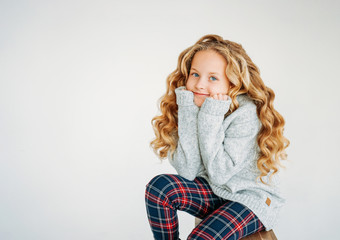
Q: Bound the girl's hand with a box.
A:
[211,93,229,101]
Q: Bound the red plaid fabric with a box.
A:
[145,174,264,240]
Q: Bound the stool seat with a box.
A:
[194,217,277,240]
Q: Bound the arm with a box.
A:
[197,97,260,186]
[168,86,203,181]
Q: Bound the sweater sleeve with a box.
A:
[197,97,260,186]
[167,86,203,181]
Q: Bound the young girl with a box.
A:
[145,34,289,240]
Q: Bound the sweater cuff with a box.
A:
[200,97,231,116]
[175,86,196,106]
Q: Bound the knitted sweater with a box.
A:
[168,86,285,231]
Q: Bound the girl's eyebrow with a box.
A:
[191,67,220,76]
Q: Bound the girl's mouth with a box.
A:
[193,92,210,96]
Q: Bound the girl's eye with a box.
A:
[192,73,199,77]
[210,76,217,81]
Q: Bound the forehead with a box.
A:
[191,50,227,71]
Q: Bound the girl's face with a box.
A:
[185,50,230,107]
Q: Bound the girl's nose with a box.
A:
[195,78,206,89]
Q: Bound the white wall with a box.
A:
[1,0,339,239]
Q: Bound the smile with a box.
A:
[193,92,210,96]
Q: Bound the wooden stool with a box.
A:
[195,217,277,240]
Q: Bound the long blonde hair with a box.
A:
[150,34,289,183]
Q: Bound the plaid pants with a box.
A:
[145,174,264,240]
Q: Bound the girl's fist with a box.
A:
[211,93,229,101]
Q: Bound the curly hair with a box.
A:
[150,34,290,184]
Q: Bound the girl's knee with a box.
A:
[145,174,174,193]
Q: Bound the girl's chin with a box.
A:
[194,96,206,107]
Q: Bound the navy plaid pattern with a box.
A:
[145,174,264,240]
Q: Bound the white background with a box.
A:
[1,0,339,239]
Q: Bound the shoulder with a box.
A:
[223,94,261,137]
[222,94,261,132]
[232,94,258,123]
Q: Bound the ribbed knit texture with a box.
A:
[168,86,285,231]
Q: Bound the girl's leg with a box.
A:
[188,201,265,240]
[145,174,228,240]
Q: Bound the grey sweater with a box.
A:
[168,86,285,231]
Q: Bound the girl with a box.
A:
[145,34,289,240]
